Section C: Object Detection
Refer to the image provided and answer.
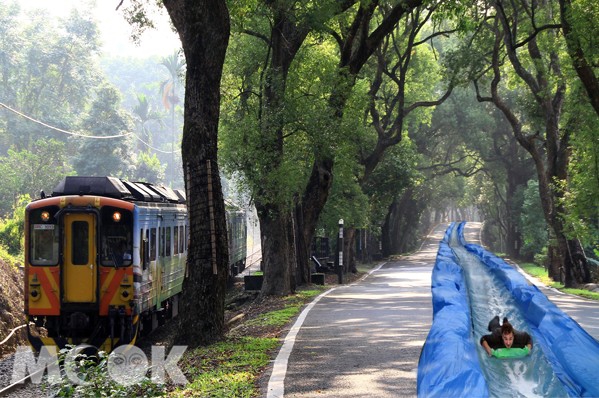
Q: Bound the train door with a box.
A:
[63,213,97,303]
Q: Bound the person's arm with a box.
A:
[480,337,493,356]
[517,331,533,353]
[480,339,493,356]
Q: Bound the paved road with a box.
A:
[267,224,445,397]
[265,222,599,397]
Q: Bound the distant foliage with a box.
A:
[132,152,166,183]
[71,84,135,178]
[0,139,72,217]
[0,2,175,210]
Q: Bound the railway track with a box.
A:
[0,353,45,398]
[0,324,46,397]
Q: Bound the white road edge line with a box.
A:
[266,262,386,398]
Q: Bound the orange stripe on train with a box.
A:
[99,267,132,315]
[29,267,61,315]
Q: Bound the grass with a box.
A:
[519,263,554,285]
[246,289,324,328]
[519,262,599,301]
[172,287,327,397]
[559,288,599,300]
[172,337,279,397]
[245,305,302,327]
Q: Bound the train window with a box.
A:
[150,228,157,261]
[177,225,185,253]
[159,227,165,257]
[166,227,171,257]
[30,225,59,265]
[100,207,132,267]
[139,228,144,262]
[29,207,59,266]
[71,221,89,265]
[185,225,188,252]
[173,226,179,255]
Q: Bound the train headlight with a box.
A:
[41,211,50,222]
[30,287,41,301]
[119,283,131,302]
[120,289,132,302]
[112,211,121,222]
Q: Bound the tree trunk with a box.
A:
[294,203,310,286]
[254,5,310,295]
[344,227,357,273]
[294,156,334,286]
[257,203,295,295]
[163,0,230,346]
[382,188,424,256]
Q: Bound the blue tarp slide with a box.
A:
[464,232,599,397]
[417,223,488,397]
[417,222,599,397]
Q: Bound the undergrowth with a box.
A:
[519,263,599,300]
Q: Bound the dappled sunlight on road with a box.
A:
[281,224,449,397]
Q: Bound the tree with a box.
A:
[223,1,443,294]
[473,0,591,286]
[559,0,599,116]
[0,195,29,256]
[431,89,534,257]
[159,51,185,182]
[159,0,231,345]
[293,0,428,290]
[132,93,163,150]
[559,84,599,256]
[132,151,166,183]
[520,180,548,260]
[0,139,72,216]
[0,2,102,152]
[222,1,357,295]
[354,4,457,258]
[72,84,134,177]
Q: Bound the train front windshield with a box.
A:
[100,206,133,267]
[29,207,60,266]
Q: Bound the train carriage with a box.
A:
[225,199,247,276]
[25,177,193,353]
[25,176,247,353]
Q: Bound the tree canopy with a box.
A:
[1,0,598,344]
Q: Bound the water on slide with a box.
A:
[449,229,568,397]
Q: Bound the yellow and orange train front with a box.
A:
[25,196,137,353]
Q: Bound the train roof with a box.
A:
[51,176,186,204]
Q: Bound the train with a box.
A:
[24,176,246,353]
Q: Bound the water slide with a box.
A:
[417,222,599,397]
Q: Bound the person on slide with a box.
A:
[480,316,533,357]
